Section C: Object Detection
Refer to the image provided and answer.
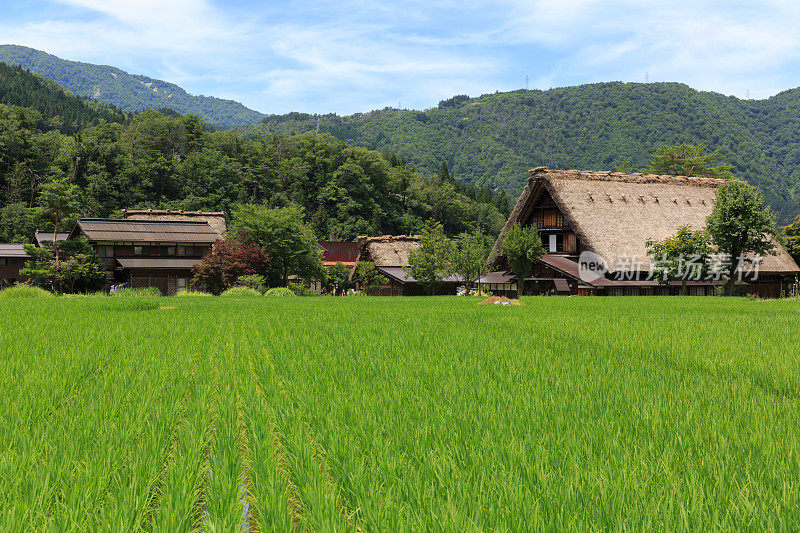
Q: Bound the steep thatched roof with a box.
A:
[122,209,227,237]
[354,235,420,267]
[492,167,799,274]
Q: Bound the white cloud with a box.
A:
[2,0,800,112]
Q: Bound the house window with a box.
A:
[97,245,114,258]
[134,246,143,256]
[177,277,188,290]
[164,246,176,256]
[0,258,7,266]
[548,234,557,253]
[177,246,187,256]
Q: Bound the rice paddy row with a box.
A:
[1,296,799,530]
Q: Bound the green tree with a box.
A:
[645,225,713,296]
[20,238,104,293]
[38,173,81,262]
[500,223,545,295]
[706,178,777,296]
[450,230,489,293]
[326,261,352,294]
[404,219,454,295]
[645,143,734,179]
[782,215,800,265]
[231,203,324,286]
[353,261,389,294]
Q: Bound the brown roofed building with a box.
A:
[0,244,29,288]
[490,167,800,297]
[351,235,462,295]
[34,231,70,247]
[122,209,227,237]
[318,240,360,267]
[69,218,219,295]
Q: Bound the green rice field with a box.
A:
[2,296,799,531]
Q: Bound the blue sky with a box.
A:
[2,0,799,114]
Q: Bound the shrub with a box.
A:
[175,290,213,297]
[265,287,296,297]
[112,287,162,298]
[288,282,316,296]
[236,274,266,293]
[220,286,262,297]
[0,284,53,298]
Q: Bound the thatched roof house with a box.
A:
[490,167,799,296]
[122,209,227,237]
[350,235,461,295]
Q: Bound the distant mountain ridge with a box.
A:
[245,83,800,223]
[0,45,264,128]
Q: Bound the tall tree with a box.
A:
[404,219,454,295]
[782,215,800,265]
[645,143,734,179]
[231,203,323,286]
[706,178,777,296]
[38,172,80,262]
[450,230,489,293]
[645,225,713,296]
[500,223,545,296]
[191,234,270,295]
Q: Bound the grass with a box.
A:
[0,284,53,298]
[1,296,799,530]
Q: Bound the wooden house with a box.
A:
[489,167,800,296]
[0,244,29,287]
[350,235,462,295]
[68,218,221,295]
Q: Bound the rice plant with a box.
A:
[1,296,799,530]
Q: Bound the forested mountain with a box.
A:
[0,65,507,244]
[246,83,800,223]
[0,45,265,128]
[0,62,130,134]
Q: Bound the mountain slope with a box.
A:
[246,83,800,223]
[0,62,129,133]
[0,45,264,128]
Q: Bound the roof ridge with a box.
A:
[530,168,726,187]
[78,218,213,225]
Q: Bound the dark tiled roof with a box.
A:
[0,244,28,258]
[376,266,462,284]
[34,231,70,245]
[71,219,219,244]
[318,241,360,265]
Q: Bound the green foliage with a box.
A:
[175,289,213,297]
[110,286,162,297]
[4,297,800,529]
[0,283,53,298]
[0,61,129,133]
[404,219,455,294]
[219,286,262,297]
[325,261,352,293]
[0,46,263,128]
[231,203,324,286]
[248,82,800,223]
[37,174,81,260]
[20,238,104,293]
[707,178,777,295]
[287,282,316,296]
[644,143,734,178]
[236,274,267,292]
[500,223,545,294]
[645,225,713,295]
[264,287,296,297]
[450,230,490,291]
[0,76,506,242]
[781,215,800,264]
[353,261,388,294]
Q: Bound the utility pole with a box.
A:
[316,116,320,134]
[645,71,649,83]
[525,75,529,90]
